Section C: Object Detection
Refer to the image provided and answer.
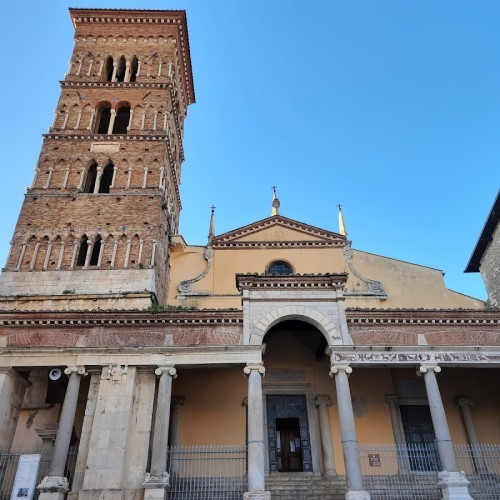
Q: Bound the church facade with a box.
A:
[0,8,499,500]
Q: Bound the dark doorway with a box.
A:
[276,417,303,472]
[400,405,440,471]
[267,395,312,473]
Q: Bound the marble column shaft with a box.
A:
[150,367,176,478]
[330,365,365,492]
[419,366,456,471]
[244,363,266,493]
[50,368,84,477]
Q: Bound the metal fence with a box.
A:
[167,445,247,500]
[360,443,500,500]
[0,447,78,500]
[455,444,500,499]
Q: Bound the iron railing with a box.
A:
[167,445,247,500]
[0,446,78,499]
[360,443,500,500]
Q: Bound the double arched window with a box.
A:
[95,102,130,135]
[82,162,114,194]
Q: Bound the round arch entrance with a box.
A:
[262,320,330,475]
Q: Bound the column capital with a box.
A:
[384,394,399,404]
[244,362,265,376]
[315,395,332,407]
[417,364,441,375]
[329,364,352,377]
[455,396,473,408]
[64,366,87,376]
[155,366,177,378]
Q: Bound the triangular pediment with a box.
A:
[212,215,346,248]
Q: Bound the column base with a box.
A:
[243,491,271,500]
[37,476,69,500]
[346,491,371,500]
[438,471,472,499]
[143,472,169,500]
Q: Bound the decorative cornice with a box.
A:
[61,81,169,89]
[43,133,168,141]
[346,309,500,325]
[0,310,243,328]
[212,215,346,247]
[213,240,344,249]
[236,273,348,291]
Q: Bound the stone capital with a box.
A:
[315,395,332,407]
[455,396,473,409]
[329,364,352,377]
[417,364,441,376]
[37,475,69,493]
[155,366,177,378]
[244,362,265,376]
[384,394,399,404]
[64,366,87,376]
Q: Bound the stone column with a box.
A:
[455,397,488,474]
[38,366,86,500]
[143,366,177,499]
[330,365,370,500]
[107,109,116,134]
[243,363,270,500]
[93,167,103,194]
[418,365,472,500]
[315,395,336,476]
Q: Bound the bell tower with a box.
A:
[0,9,195,310]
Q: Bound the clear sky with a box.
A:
[0,1,499,301]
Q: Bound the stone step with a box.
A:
[265,474,347,499]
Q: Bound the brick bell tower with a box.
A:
[0,9,195,311]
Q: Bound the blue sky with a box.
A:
[0,1,499,300]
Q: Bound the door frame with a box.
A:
[262,382,322,476]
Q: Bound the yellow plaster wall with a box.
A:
[168,223,484,310]
[173,367,247,445]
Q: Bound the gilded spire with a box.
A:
[208,205,216,244]
[271,185,280,216]
[338,204,347,237]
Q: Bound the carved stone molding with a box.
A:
[177,246,213,294]
[343,241,386,297]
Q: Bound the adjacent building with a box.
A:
[0,8,498,500]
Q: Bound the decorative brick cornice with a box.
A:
[44,133,168,141]
[346,309,500,325]
[236,273,348,291]
[61,81,169,89]
[69,8,195,105]
[0,310,243,328]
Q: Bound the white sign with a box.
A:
[10,454,41,500]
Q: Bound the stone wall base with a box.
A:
[438,471,472,499]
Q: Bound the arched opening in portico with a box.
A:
[262,320,330,475]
